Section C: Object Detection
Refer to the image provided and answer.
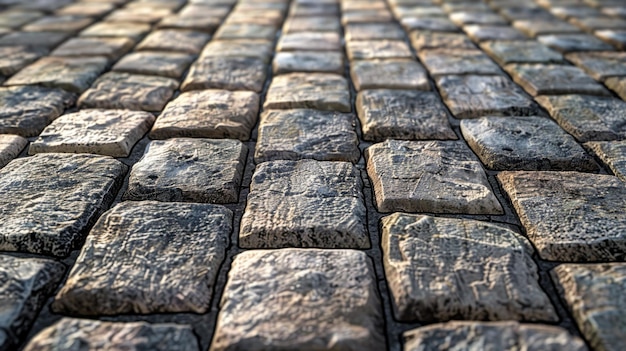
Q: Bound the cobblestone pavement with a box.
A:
[0,0,625,350]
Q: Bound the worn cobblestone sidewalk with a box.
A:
[0,0,625,350]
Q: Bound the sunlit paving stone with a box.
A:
[538,33,615,53]
[273,51,343,75]
[418,48,502,76]
[605,76,626,100]
[344,22,404,40]
[409,30,476,50]
[182,56,267,93]
[157,14,222,33]
[505,63,611,96]
[595,29,626,50]
[264,73,351,112]
[449,11,508,26]
[350,59,429,91]
[480,40,564,65]
[463,25,526,42]
[51,37,135,60]
[200,39,274,63]
[570,16,626,32]
[276,32,341,52]
[342,10,394,25]
[565,51,626,81]
[586,140,626,181]
[21,14,93,32]
[0,134,27,168]
[513,19,580,37]
[105,6,172,24]
[282,16,341,34]
[0,31,70,48]
[80,21,151,41]
[112,51,195,78]
[214,23,277,40]
[346,40,413,60]
[136,29,210,54]
[57,2,115,17]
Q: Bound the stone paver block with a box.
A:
[418,49,502,76]
[346,40,413,60]
[345,23,404,41]
[273,51,343,75]
[264,73,350,112]
[401,17,459,32]
[58,2,115,17]
[80,21,151,41]
[605,76,626,100]
[157,14,221,33]
[22,14,93,32]
[595,29,626,50]
[0,46,46,76]
[350,59,430,91]
[276,32,341,52]
[124,138,246,203]
[0,10,43,29]
[200,39,273,63]
[0,153,126,256]
[51,37,134,60]
[538,33,615,53]
[282,16,341,33]
[571,16,626,32]
[342,10,394,25]
[409,31,476,51]
[513,19,581,37]
[240,160,368,248]
[505,63,610,96]
[136,29,210,54]
[113,51,195,78]
[211,249,385,351]
[480,40,564,65]
[0,31,70,49]
[565,51,626,81]
[366,140,502,214]
[498,171,626,261]
[214,23,276,40]
[463,25,526,42]
[105,7,172,24]
[450,11,508,26]
[182,57,266,93]
[0,134,27,169]
[586,141,626,181]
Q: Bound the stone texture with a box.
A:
[0,153,126,256]
[282,16,341,33]
[276,32,341,52]
[0,46,46,76]
[57,2,115,17]
[538,33,615,53]
[409,31,476,51]
[29,109,155,157]
[136,29,210,54]
[513,19,580,37]
[480,40,564,65]
[366,140,502,214]
[605,76,626,100]
[105,7,172,23]
[418,49,502,76]
[240,160,368,248]
[22,15,93,32]
[450,11,507,26]
[124,138,246,203]
[342,10,394,25]
[157,14,221,33]
[565,51,626,81]
[571,16,626,32]
[182,57,266,93]
[344,23,404,41]
[214,23,276,40]
[0,134,27,169]
[401,17,459,32]
[0,10,43,28]
[350,59,430,91]
[51,37,134,60]
[505,64,610,96]
[586,141,626,181]
[264,73,350,112]
[498,171,626,261]
[211,249,385,351]
[200,39,273,63]
[463,25,526,42]
[346,40,413,60]
[113,51,195,78]
[595,29,626,50]
[80,21,151,41]
[273,51,343,75]
[0,31,70,49]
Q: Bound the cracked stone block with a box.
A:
[344,23,404,41]
[586,141,626,181]
[22,15,94,32]
[151,90,259,140]
[552,263,626,351]
[346,40,413,60]
[536,94,626,142]
[0,86,75,137]
[480,40,564,65]
[0,31,70,49]
[211,249,385,351]
[29,109,154,157]
[505,64,610,96]
[461,116,597,171]
[513,19,580,37]
[538,33,615,53]
[401,17,459,32]
[565,51,626,81]
[0,153,126,256]
[113,51,195,78]
[51,37,134,60]
[157,14,221,33]
[23,318,200,351]
[409,31,476,50]
[80,22,151,41]
[200,39,273,63]
[605,76,626,100]
[276,32,341,52]
[498,171,626,261]
[240,160,368,248]
[595,29,626,50]
[136,29,210,54]
[356,90,456,142]
[0,134,27,169]
[0,255,65,351]
[124,138,246,203]
[181,57,267,93]
[418,49,502,76]
[463,25,526,42]
[350,59,429,91]
[436,75,539,119]
[366,140,502,214]
[264,73,350,112]
[403,321,588,351]
[449,11,507,26]
[5,56,108,93]
[0,46,46,76]
[342,10,393,25]
[282,16,341,34]
[214,23,276,40]
[255,109,360,163]
[383,214,557,323]
[52,201,231,315]
[273,51,343,75]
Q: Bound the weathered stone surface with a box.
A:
[0,153,126,256]
[403,321,588,351]
[30,109,154,157]
[124,138,246,203]
[350,59,429,91]
[480,40,564,65]
[505,63,610,96]
[80,21,151,41]
[200,39,273,63]
[536,94,626,142]
[214,23,276,40]
[282,16,341,33]
[57,2,115,16]
[211,249,385,351]
[552,263,626,351]
[595,29,626,50]
[513,19,580,37]
[0,46,46,76]
[366,140,502,214]
[419,49,502,76]
[264,73,350,112]
[394,5,446,17]
[342,10,393,25]
[289,2,338,16]
[571,16,626,32]
[461,116,597,171]
[157,14,221,33]
[0,86,75,137]
[538,33,615,53]
[401,17,459,32]
[255,109,360,163]
[113,51,195,78]
[273,51,343,75]
[0,134,27,169]
[356,90,456,142]
[136,29,210,54]
[0,10,43,28]
[409,31,476,50]
[605,76,626,100]
[51,37,134,60]
[345,23,404,41]
[450,11,507,26]
[0,31,70,49]
[182,57,266,93]
[436,75,539,119]
[0,255,64,351]
[346,40,413,60]
[224,10,284,27]
[22,15,93,32]
[276,32,341,52]
[586,141,626,181]
[498,171,626,261]
[565,52,626,81]
[383,214,556,323]
[105,7,172,23]
[151,90,259,140]
[240,160,368,248]
[23,318,200,351]
[463,25,526,42]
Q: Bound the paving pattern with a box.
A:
[0,0,625,350]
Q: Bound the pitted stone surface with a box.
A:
[51,37,134,60]
[480,40,564,65]
[182,56,266,93]
[276,32,341,52]
[29,109,154,157]
[210,249,385,351]
[565,51,626,81]
[538,33,615,53]
[356,90,456,142]
[200,39,274,63]
[151,89,259,141]
[418,48,502,76]
[255,109,360,163]
[273,51,344,75]
[0,134,27,169]
[505,64,610,96]
[461,116,597,171]
[80,21,151,41]
[0,46,46,76]
[240,160,368,249]
[586,141,626,181]
[346,40,413,60]
[498,171,626,261]
[409,31,476,50]
[52,201,231,315]
[552,263,626,351]
[137,29,210,54]
[124,138,246,203]
[113,51,195,78]
[350,59,430,91]
[366,140,502,214]
[264,73,351,112]
[345,23,404,40]
[0,153,126,256]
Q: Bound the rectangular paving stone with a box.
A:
[366,140,503,214]
[80,22,151,41]
[0,10,43,28]
[595,29,626,50]
[0,134,27,169]
[272,51,343,75]
[0,31,70,49]
[346,40,413,60]
[214,23,277,40]
[124,138,246,203]
[112,51,195,78]
[345,23,405,41]
[240,160,368,248]
[22,15,94,32]
[57,2,115,16]
[586,141,626,181]
[605,76,626,100]
[276,32,341,52]
[538,33,615,53]
[264,73,351,112]
[565,51,626,81]
[342,10,394,25]
[463,25,526,42]
[181,57,267,93]
[409,31,476,51]
[136,29,210,54]
[480,40,564,65]
[211,249,385,351]
[282,16,341,34]
[200,39,274,63]
[0,153,126,256]
[449,11,508,26]
[513,19,581,37]
[51,37,135,60]
[105,7,172,23]
[383,214,557,323]
[498,171,626,261]
[418,48,502,76]
[570,16,626,32]
[350,59,429,91]
[157,14,222,33]
[401,17,460,32]
[505,63,610,96]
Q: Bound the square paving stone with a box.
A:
[0,153,126,256]
[0,255,65,351]
[264,73,351,112]
[505,64,610,96]
[51,37,134,60]
[112,51,195,78]
[586,141,626,181]
[276,32,341,52]
[0,31,70,49]
[283,16,341,33]
[78,72,178,112]
[595,29,626,50]
[29,109,155,157]
[0,134,27,169]
[342,10,394,25]
[418,49,502,76]
[513,19,581,37]
[200,39,274,63]
[181,57,267,93]
[136,29,210,54]
[536,94,626,142]
[538,33,615,53]
[224,10,284,27]
[0,86,75,137]
[52,201,232,315]
[401,17,459,32]
[350,59,430,91]
[272,51,343,75]
[356,90,456,142]
[157,14,222,33]
[565,51,626,81]
[344,23,405,41]
[80,22,152,41]
[214,23,277,40]
[124,138,247,203]
[409,31,476,51]
[480,40,564,65]
[255,109,360,163]
[105,7,172,23]
[449,11,508,26]
[436,75,539,119]
[605,76,626,100]
[498,171,626,261]
[366,140,503,214]
[461,116,597,171]
[211,249,385,351]
[22,15,94,32]
[382,214,557,323]
[551,263,626,351]
[346,40,413,60]
[463,25,526,42]
[240,160,368,248]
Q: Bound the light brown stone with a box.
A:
[200,39,273,63]
[409,31,476,51]
[0,134,27,169]
[585,141,626,181]
[80,21,151,41]
[283,16,341,33]
[513,19,580,37]
[264,73,350,112]
[214,23,277,40]
[136,29,210,54]
[350,59,429,91]
[51,37,134,60]
[605,76,626,100]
